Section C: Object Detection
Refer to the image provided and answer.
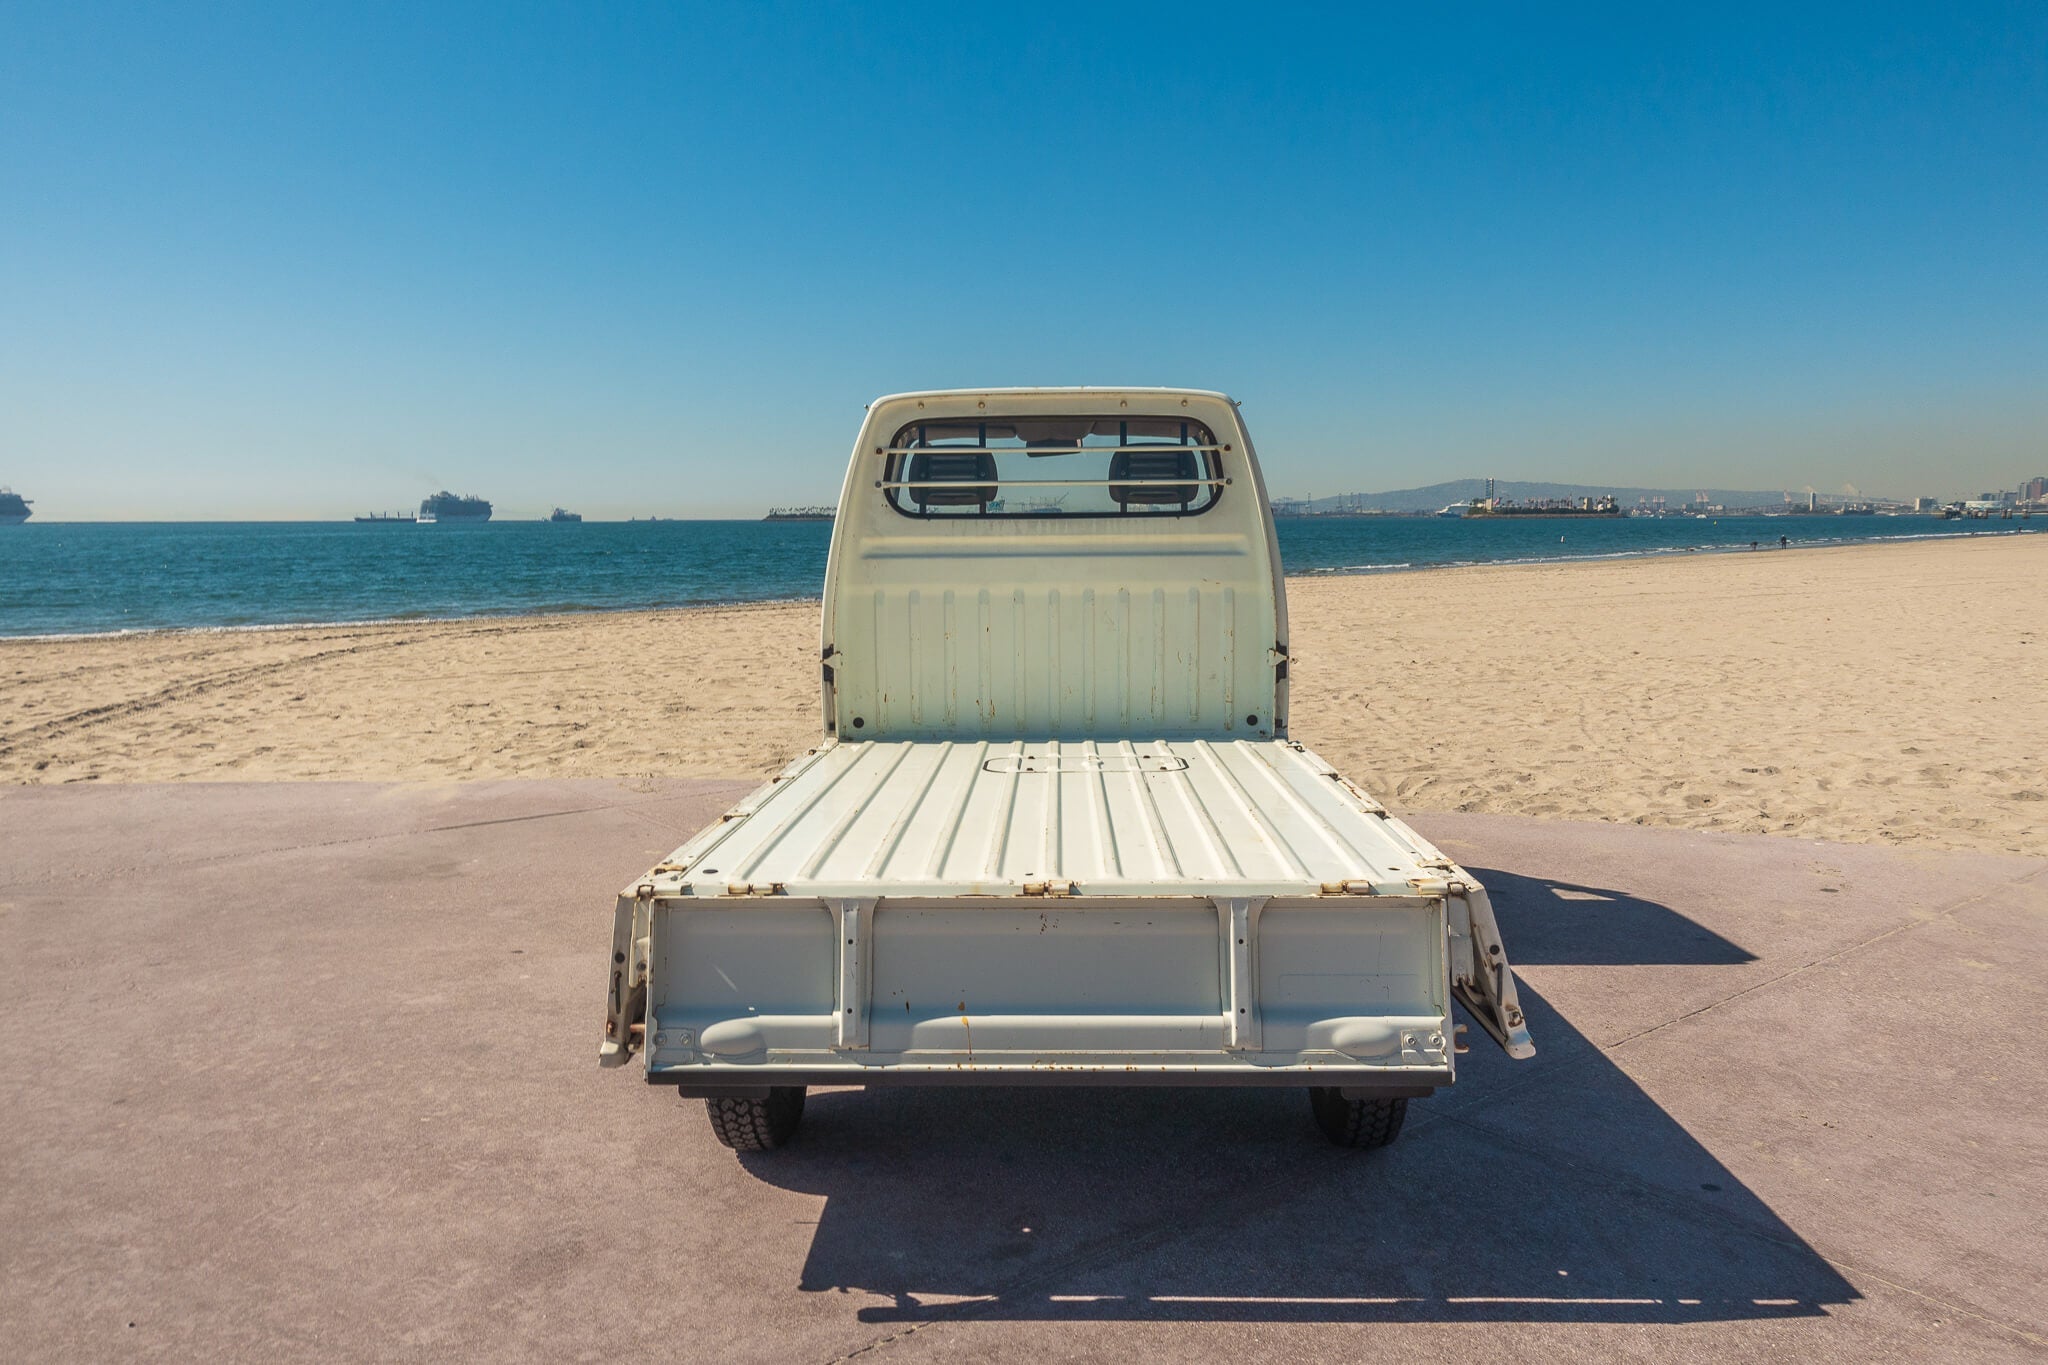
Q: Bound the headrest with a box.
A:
[1107,449,1200,505]
[907,450,1000,507]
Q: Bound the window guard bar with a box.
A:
[876,477,1231,491]
[877,444,1229,457]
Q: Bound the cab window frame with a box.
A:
[878,415,1228,520]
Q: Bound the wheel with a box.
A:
[1308,1088,1408,1148]
[704,1087,806,1151]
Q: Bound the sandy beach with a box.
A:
[4,534,2041,854]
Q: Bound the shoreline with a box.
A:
[5,533,2043,857]
[0,595,823,645]
[3,521,2037,643]
[1293,521,2039,578]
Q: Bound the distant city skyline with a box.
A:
[3,4,2045,520]
[13,464,2048,523]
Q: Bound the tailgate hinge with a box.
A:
[1447,881,1536,1060]
[599,888,657,1067]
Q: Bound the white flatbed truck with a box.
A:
[601,388,1534,1149]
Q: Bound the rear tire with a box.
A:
[1308,1088,1408,1148]
[705,1087,806,1151]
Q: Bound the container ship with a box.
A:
[764,506,835,521]
[420,491,492,522]
[354,511,416,523]
[0,487,30,525]
[548,507,583,522]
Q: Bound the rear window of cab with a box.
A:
[878,416,1228,518]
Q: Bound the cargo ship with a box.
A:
[419,491,492,522]
[764,506,835,521]
[354,511,416,523]
[0,487,30,525]
[548,507,583,523]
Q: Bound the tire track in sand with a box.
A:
[0,619,584,760]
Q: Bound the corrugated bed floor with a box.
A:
[664,739,1446,898]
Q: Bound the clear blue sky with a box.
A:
[2,2,2043,518]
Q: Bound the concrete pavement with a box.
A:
[2,779,2043,1362]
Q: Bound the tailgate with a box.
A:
[607,889,1462,1085]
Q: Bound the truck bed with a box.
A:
[604,739,1531,1089]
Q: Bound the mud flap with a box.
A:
[1447,882,1536,1059]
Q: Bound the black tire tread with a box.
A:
[704,1087,805,1151]
[1308,1089,1408,1148]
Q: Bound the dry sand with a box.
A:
[4,534,2041,854]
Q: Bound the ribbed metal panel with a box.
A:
[843,573,1264,741]
[665,739,1439,900]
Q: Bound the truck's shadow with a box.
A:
[1466,865,1757,967]
[732,871,1852,1324]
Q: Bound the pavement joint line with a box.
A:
[0,788,726,891]
[606,794,756,838]
[1437,856,2048,1126]
[828,1319,948,1363]
[1602,858,2048,1055]
[1798,1258,2048,1349]
[419,801,668,834]
[1436,1110,2048,1347]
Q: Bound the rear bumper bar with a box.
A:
[655,1065,1451,1095]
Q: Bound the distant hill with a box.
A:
[1280,478,1840,513]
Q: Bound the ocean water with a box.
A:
[0,515,2034,638]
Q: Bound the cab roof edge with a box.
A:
[868,386,1236,407]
